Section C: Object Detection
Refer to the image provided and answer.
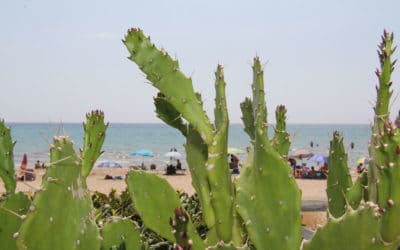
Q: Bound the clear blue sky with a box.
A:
[1,0,400,124]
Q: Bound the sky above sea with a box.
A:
[1,1,400,124]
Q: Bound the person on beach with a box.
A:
[176,159,182,170]
[35,160,41,169]
[309,167,317,178]
[320,163,328,177]
[357,163,365,174]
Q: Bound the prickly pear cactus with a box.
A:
[367,30,400,243]
[326,131,353,218]
[125,28,400,250]
[346,170,368,209]
[272,105,291,157]
[16,136,101,250]
[124,29,237,245]
[0,192,31,250]
[0,120,17,194]
[126,171,205,250]
[0,120,31,250]
[81,110,108,178]
[304,30,400,250]
[16,111,107,250]
[302,205,392,250]
[235,57,302,250]
[101,220,142,250]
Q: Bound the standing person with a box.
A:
[232,154,240,175]
[176,159,182,170]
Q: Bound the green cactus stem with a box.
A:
[0,120,17,194]
[154,92,188,136]
[81,110,108,178]
[0,192,31,250]
[302,205,396,250]
[125,29,237,244]
[126,171,205,250]
[346,171,369,209]
[17,136,101,250]
[101,220,142,250]
[124,28,214,145]
[184,126,218,243]
[272,105,291,158]
[326,131,353,218]
[366,31,400,243]
[240,98,255,141]
[368,30,396,203]
[235,57,302,250]
[205,65,235,243]
[170,207,193,250]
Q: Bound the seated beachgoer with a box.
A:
[166,164,176,175]
[308,167,317,178]
[34,160,41,169]
[356,163,365,174]
[150,163,157,170]
[320,165,328,175]
[20,169,35,181]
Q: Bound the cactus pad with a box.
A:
[0,120,17,194]
[126,171,205,249]
[0,192,31,250]
[101,220,142,250]
[326,131,353,217]
[81,110,108,178]
[302,205,396,250]
[236,57,302,250]
[124,28,214,145]
[17,136,101,250]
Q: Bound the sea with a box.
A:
[6,123,371,170]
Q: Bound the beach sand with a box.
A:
[0,167,345,230]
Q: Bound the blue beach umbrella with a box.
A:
[96,161,123,168]
[130,149,154,157]
[308,154,328,163]
[130,149,154,166]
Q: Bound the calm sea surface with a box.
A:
[6,123,370,169]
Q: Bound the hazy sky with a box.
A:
[1,0,400,124]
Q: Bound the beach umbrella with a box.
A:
[96,161,123,168]
[131,149,154,166]
[20,153,28,170]
[130,149,154,157]
[164,151,183,159]
[289,149,313,159]
[308,154,328,163]
[357,156,369,165]
[228,147,244,155]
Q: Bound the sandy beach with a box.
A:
[0,167,340,229]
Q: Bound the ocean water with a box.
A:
[6,123,370,169]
